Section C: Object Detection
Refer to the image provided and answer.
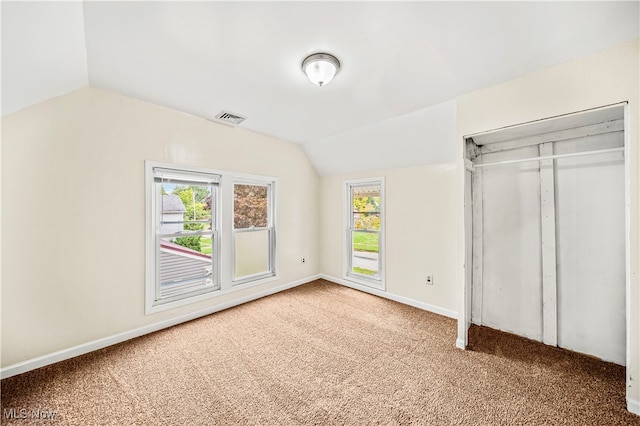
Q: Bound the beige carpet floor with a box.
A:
[1,279,638,425]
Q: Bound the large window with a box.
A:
[345,179,384,288]
[147,164,220,312]
[233,180,275,284]
[146,163,278,313]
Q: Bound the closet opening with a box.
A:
[461,102,629,370]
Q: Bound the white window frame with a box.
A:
[344,177,385,290]
[146,161,222,314]
[146,162,279,314]
[232,178,276,285]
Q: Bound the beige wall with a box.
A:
[320,164,458,314]
[1,87,320,367]
[456,39,640,404]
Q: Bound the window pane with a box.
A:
[159,237,214,299]
[352,185,381,231]
[149,164,222,311]
[159,183,213,235]
[351,231,379,277]
[235,230,270,278]
[234,184,268,229]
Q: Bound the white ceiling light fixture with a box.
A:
[302,53,340,86]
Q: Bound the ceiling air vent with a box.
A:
[212,110,247,126]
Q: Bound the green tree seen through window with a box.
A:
[171,185,212,253]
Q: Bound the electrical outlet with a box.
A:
[426,275,433,285]
[301,257,306,264]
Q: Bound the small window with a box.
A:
[233,180,276,284]
[345,179,384,288]
[147,164,220,311]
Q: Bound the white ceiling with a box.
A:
[2,1,639,175]
[1,1,88,115]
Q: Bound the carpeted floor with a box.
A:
[1,279,638,425]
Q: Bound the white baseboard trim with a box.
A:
[456,338,466,349]
[1,274,321,380]
[628,397,640,415]
[319,274,458,319]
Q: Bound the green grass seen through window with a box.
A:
[353,267,376,276]
[353,232,379,253]
[200,237,212,255]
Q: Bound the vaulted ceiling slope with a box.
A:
[2,1,88,115]
[2,2,639,175]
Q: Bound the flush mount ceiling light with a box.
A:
[302,53,340,86]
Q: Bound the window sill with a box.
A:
[344,273,385,291]
[232,272,277,287]
[146,275,279,315]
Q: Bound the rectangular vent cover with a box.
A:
[213,111,247,125]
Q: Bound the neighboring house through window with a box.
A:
[161,194,187,234]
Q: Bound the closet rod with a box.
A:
[473,147,624,169]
